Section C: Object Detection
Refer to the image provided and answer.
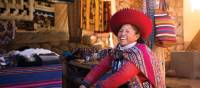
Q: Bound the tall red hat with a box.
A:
[110,8,152,39]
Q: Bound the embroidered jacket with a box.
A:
[83,43,165,88]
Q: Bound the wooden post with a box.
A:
[61,56,68,88]
[68,0,82,43]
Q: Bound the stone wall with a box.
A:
[116,0,143,11]
[82,33,112,49]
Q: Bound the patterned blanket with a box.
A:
[0,64,62,88]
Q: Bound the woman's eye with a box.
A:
[119,30,123,32]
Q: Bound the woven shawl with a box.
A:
[111,43,165,88]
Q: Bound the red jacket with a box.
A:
[83,55,140,88]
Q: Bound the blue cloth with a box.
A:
[63,51,73,57]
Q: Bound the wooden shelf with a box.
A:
[0,0,34,21]
[0,15,33,21]
[35,4,55,12]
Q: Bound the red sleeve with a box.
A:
[83,55,113,85]
[99,61,139,88]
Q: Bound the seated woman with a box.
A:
[79,8,165,88]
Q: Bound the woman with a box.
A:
[79,8,165,88]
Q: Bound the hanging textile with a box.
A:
[0,20,16,45]
[98,0,104,32]
[80,0,111,33]
[143,0,147,14]
[86,0,91,31]
[154,0,177,47]
[143,0,156,49]
[80,0,85,30]
[159,0,168,12]
[103,1,111,33]
[94,0,100,32]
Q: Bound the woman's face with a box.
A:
[117,24,140,46]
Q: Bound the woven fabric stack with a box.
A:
[154,13,176,47]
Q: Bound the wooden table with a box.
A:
[62,58,98,88]
[68,60,95,69]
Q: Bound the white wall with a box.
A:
[184,0,200,48]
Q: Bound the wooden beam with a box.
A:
[68,0,82,43]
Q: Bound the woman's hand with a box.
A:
[79,85,87,88]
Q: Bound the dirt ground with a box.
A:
[166,77,200,88]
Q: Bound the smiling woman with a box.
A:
[79,8,165,88]
[117,24,140,46]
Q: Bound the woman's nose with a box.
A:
[121,31,126,35]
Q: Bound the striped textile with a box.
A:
[144,0,156,49]
[154,13,176,47]
[0,64,62,88]
[111,43,165,88]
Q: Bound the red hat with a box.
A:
[110,8,152,39]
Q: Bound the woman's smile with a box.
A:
[117,24,140,46]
